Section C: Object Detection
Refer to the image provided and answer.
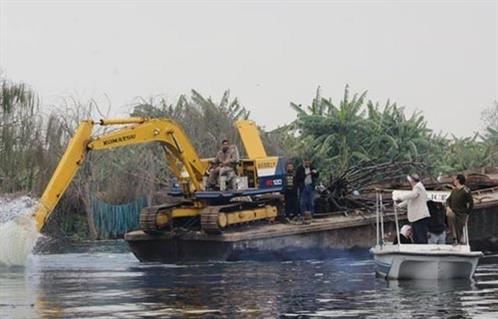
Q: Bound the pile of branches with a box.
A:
[315,160,426,214]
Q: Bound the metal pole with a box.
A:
[380,192,384,246]
[394,199,401,246]
[464,223,469,246]
[376,192,380,246]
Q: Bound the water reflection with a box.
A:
[1,249,498,318]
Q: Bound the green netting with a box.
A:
[91,196,148,239]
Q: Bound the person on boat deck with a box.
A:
[393,224,413,244]
[295,157,319,224]
[393,174,431,244]
[427,200,447,245]
[446,174,474,245]
[284,162,299,220]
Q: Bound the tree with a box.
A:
[482,101,498,147]
[131,89,250,157]
[0,78,43,193]
[289,85,434,180]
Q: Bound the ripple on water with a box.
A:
[2,247,498,318]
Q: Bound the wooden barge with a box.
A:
[125,187,498,263]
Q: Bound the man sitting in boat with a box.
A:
[446,174,474,245]
[393,224,413,244]
[393,174,431,244]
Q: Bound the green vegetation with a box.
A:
[1,76,497,239]
[283,86,498,180]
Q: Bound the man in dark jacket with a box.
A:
[284,162,298,219]
[446,174,474,244]
[295,158,319,223]
[427,200,446,244]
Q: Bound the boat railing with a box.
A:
[376,191,400,247]
[463,222,470,246]
[376,191,399,247]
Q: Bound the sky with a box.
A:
[0,0,497,136]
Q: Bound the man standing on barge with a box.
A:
[446,174,474,245]
[284,162,299,220]
[295,157,319,224]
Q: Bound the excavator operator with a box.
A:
[208,139,240,190]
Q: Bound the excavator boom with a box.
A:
[34,117,208,232]
[34,120,94,232]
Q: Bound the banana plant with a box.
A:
[289,85,445,180]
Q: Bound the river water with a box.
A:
[1,243,498,318]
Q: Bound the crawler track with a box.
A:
[139,203,179,233]
[200,204,240,234]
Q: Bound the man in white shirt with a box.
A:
[394,174,431,244]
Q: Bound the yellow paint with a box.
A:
[220,205,278,228]
[235,120,267,159]
[34,120,94,232]
[255,157,278,171]
[98,117,146,125]
[171,207,203,218]
[218,212,228,228]
[155,212,170,228]
[155,206,204,229]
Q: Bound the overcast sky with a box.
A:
[1,0,497,136]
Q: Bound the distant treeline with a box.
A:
[1,77,497,239]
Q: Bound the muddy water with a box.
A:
[1,243,498,318]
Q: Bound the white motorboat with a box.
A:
[370,191,483,280]
[371,243,482,280]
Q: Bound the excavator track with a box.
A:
[200,200,281,234]
[140,203,180,234]
[200,204,239,234]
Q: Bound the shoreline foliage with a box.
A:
[1,76,497,239]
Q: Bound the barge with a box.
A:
[125,211,393,262]
[126,188,498,263]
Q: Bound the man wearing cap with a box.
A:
[394,174,431,244]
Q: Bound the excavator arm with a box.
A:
[34,117,208,232]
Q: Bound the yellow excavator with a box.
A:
[33,117,287,235]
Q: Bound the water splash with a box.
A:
[0,196,41,267]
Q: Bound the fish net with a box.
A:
[90,196,148,239]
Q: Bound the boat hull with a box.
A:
[371,244,483,280]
